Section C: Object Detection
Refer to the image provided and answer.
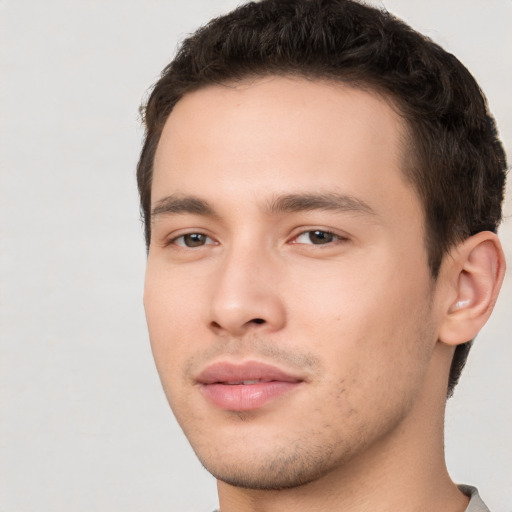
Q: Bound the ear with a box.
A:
[438,231,506,346]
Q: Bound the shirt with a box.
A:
[459,485,490,512]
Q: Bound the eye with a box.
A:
[293,230,342,245]
[172,233,215,248]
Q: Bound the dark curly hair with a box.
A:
[137,0,507,396]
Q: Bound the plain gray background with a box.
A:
[0,1,510,511]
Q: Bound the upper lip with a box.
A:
[196,361,304,385]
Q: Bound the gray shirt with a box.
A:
[460,485,490,512]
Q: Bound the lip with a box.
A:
[196,361,304,411]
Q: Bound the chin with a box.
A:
[194,438,347,490]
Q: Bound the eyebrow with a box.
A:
[150,192,377,222]
[151,195,216,222]
[265,192,377,217]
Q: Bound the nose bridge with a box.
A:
[209,237,285,335]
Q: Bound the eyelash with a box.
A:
[167,229,347,249]
[291,229,347,246]
[169,232,217,248]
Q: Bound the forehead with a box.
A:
[152,77,418,223]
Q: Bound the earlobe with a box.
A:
[438,231,506,346]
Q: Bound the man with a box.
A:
[137,1,507,510]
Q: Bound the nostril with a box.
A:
[209,318,266,332]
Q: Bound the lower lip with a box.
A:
[200,381,301,411]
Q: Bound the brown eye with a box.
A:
[309,230,335,244]
[295,230,338,245]
[174,233,212,247]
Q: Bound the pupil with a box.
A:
[185,233,205,247]
[310,231,333,244]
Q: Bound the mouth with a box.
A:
[196,361,304,411]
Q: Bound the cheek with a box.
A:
[289,255,434,386]
[144,269,196,380]
[145,256,205,328]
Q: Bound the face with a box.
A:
[144,77,442,490]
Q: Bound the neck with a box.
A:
[217,344,469,512]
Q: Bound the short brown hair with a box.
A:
[137,0,507,394]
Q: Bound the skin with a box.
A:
[144,77,475,511]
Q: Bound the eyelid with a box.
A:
[166,230,218,248]
[160,226,349,248]
[289,228,350,245]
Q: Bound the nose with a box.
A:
[208,245,286,337]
